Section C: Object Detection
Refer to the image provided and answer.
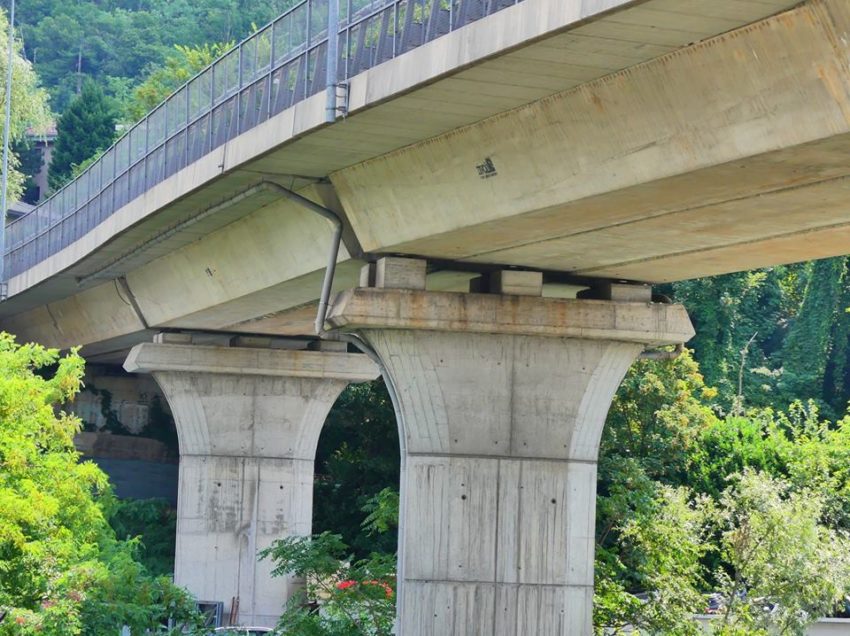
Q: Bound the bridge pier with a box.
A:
[327,266,693,635]
[124,338,378,627]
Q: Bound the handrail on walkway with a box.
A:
[1,0,524,285]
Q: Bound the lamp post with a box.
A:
[0,0,14,298]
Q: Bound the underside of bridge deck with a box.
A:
[1,0,843,360]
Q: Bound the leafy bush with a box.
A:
[107,498,177,577]
[260,532,395,636]
[0,333,201,635]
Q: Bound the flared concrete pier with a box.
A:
[124,339,378,626]
[327,282,693,635]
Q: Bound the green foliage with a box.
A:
[825,270,850,412]
[596,352,718,561]
[261,532,395,636]
[687,413,789,500]
[17,1,300,113]
[107,498,177,577]
[70,150,104,180]
[604,352,717,483]
[671,270,784,410]
[712,469,850,635]
[686,401,850,532]
[360,488,399,538]
[313,381,400,558]
[124,42,233,122]
[11,138,45,204]
[48,81,116,190]
[671,258,850,416]
[0,9,52,207]
[598,470,850,635]
[780,257,846,408]
[603,486,713,636]
[595,348,850,632]
[0,332,200,634]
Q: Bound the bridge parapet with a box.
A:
[2,0,525,284]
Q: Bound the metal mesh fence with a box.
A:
[3,0,523,281]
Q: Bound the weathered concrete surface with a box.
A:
[124,343,378,627]
[331,0,850,283]
[1,281,148,351]
[327,289,693,635]
[71,364,172,434]
[0,0,803,353]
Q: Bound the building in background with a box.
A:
[24,124,57,203]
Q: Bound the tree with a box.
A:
[669,259,850,415]
[48,80,115,190]
[261,531,396,636]
[0,8,51,207]
[0,333,200,634]
[124,42,232,122]
[17,0,297,112]
[712,470,850,635]
[313,381,400,558]
[10,138,44,204]
[599,471,850,636]
[598,485,712,636]
[779,257,846,408]
[108,498,177,577]
[670,269,785,411]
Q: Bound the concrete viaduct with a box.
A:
[2,0,850,631]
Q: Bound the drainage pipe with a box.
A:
[279,176,409,607]
[260,181,342,336]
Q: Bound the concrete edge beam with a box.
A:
[123,342,379,382]
[326,288,694,346]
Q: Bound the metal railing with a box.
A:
[2,0,523,283]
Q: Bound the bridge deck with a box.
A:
[2,0,838,356]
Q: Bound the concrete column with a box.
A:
[327,285,693,635]
[124,341,378,627]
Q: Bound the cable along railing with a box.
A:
[2,0,523,283]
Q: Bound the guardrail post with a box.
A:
[268,20,276,121]
[237,43,244,135]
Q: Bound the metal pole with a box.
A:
[0,0,15,294]
[325,0,339,122]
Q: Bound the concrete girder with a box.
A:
[0,184,365,350]
[330,0,850,282]
[326,286,693,635]
[124,343,379,627]
[0,279,149,352]
[0,0,816,353]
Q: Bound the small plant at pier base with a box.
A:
[260,532,395,636]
